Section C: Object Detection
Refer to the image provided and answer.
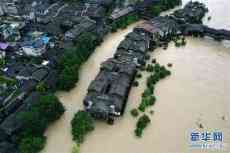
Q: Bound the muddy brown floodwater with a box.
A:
[42,22,143,153]
[43,0,230,153]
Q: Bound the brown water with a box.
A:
[43,0,230,153]
[42,22,143,153]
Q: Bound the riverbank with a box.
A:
[43,0,230,153]
[0,0,184,151]
[77,36,230,153]
[42,22,143,153]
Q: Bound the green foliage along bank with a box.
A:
[57,32,103,91]
[132,63,172,137]
[111,14,139,32]
[71,110,95,144]
[18,93,65,153]
[159,0,182,10]
[139,63,171,112]
[19,135,46,153]
[72,143,81,153]
[135,114,151,137]
[140,0,182,17]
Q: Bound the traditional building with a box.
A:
[84,31,151,123]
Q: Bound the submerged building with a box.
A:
[84,30,151,123]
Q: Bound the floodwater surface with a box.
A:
[42,22,143,153]
[43,0,230,153]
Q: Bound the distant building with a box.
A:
[0,0,19,16]
[84,31,151,123]
[0,22,25,41]
[110,6,135,21]
[135,16,179,40]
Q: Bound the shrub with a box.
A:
[19,135,46,153]
[139,65,146,71]
[110,14,139,32]
[163,45,168,50]
[153,63,161,71]
[144,0,181,17]
[148,84,155,93]
[151,58,157,64]
[71,111,95,143]
[160,0,182,10]
[145,54,151,60]
[150,110,155,115]
[138,96,156,112]
[136,73,142,79]
[181,37,187,46]
[130,109,139,117]
[142,88,153,98]
[20,111,48,135]
[72,143,80,153]
[146,64,154,72]
[147,5,163,16]
[0,58,5,68]
[175,41,181,47]
[174,36,187,47]
[146,75,158,87]
[36,82,47,93]
[36,94,65,122]
[132,81,139,87]
[135,114,151,137]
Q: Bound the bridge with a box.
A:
[182,24,230,41]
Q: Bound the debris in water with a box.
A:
[149,110,154,115]
[221,116,225,121]
[151,58,157,64]
[167,63,173,67]
[133,81,139,87]
[198,123,204,129]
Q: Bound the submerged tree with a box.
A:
[135,114,151,137]
[72,143,80,153]
[71,110,95,143]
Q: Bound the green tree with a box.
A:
[71,111,95,143]
[36,82,47,93]
[57,32,101,91]
[72,143,80,153]
[135,114,151,137]
[18,94,65,153]
[130,108,139,117]
[147,5,162,16]
[20,111,48,135]
[19,135,46,153]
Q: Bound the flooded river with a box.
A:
[43,0,230,153]
[42,22,142,153]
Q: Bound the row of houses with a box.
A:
[83,16,181,123]
[84,30,151,123]
[0,61,58,122]
[0,0,116,151]
[83,2,209,123]
[135,16,180,40]
[109,0,161,21]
